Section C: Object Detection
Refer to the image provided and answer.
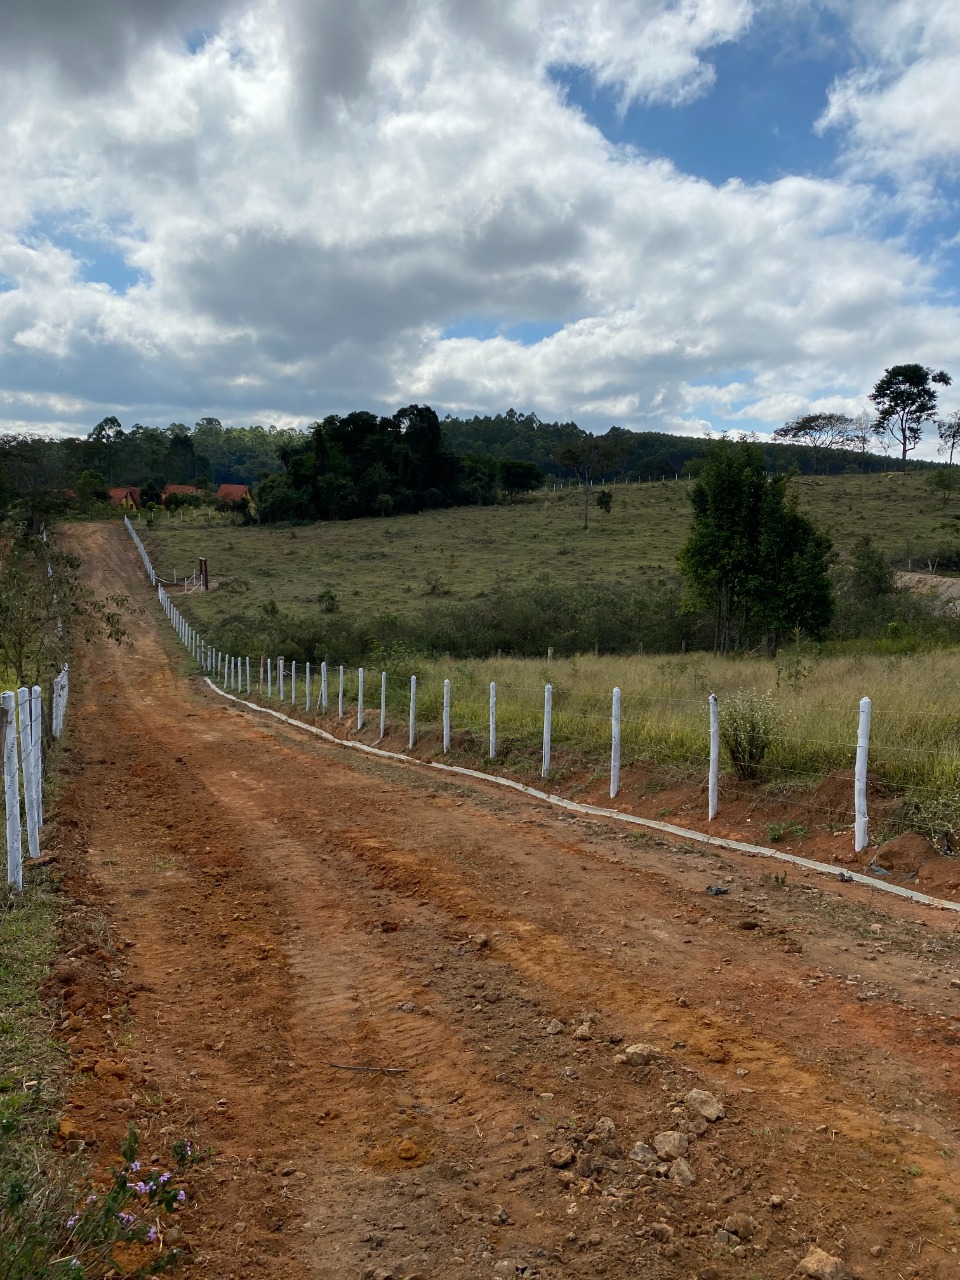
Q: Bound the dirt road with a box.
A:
[47,522,960,1279]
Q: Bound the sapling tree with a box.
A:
[555,432,629,529]
[0,523,129,690]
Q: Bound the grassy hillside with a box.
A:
[140,471,960,633]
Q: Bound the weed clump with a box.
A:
[720,689,781,780]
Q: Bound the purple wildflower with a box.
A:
[118,1211,136,1228]
[130,1160,141,1172]
[85,1194,97,1204]
[67,1215,78,1229]
[147,1226,158,1242]
[176,1190,186,1204]
[135,1181,149,1195]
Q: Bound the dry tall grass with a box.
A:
[397,650,960,801]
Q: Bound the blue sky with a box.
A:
[553,9,851,187]
[0,1,958,446]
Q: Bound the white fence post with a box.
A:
[279,657,285,703]
[246,656,251,695]
[267,658,272,699]
[338,665,344,719]
[380,671,387,740]
[708,692,719,821]
[16,689,40,860]
[855,696,872,853]
[542,682,552,778]
[443,678,451,753]
[259,655,264,692]
[610,686,621,800]
[408,675,417,750]
[357,667,365,730]
[2,693,23,891]
[321,660,328,713]
[489,681,496,759]
[291,659,296,706]
[29,685,42,828]
[305,662,311,712]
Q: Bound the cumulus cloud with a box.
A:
[818,0,960,183]
[0,0,957,445]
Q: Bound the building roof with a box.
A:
[108,486,141,506]
[161,484,202,497]
[216,483,252,502]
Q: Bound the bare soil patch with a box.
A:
[43,522,960,1279]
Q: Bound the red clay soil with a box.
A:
[40,521,960,1280]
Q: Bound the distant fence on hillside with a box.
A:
[2,667,70,891]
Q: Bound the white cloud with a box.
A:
[818,0,960,183]
[0,0,957,445]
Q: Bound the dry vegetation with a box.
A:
[142,471,960,830]
[141,470,960,628]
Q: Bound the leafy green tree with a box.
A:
[773,412,853,472]
[870,364,952,461]
[76,469,109,504]
[849,535,895,598]
[678,442,833,653]
[595,489,612,513]
[497,458,542,501]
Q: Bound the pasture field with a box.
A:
[141,470,960,631]
[140,470,960,833]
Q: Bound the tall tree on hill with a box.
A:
[678,442,833,653]
[555,432,630,529]
[870,364,952,462]
[773,412,853,472]
[937,410,960,467]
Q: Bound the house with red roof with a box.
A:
[161,484,202,504]
[216,483,256,515]
[108,486,141,510]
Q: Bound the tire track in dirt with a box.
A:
[45,521,960,1280]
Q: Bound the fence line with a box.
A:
[126,517,927,861]
[3,666,70,891]
[202,677,960,917]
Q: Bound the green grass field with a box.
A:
[141,470,960,633]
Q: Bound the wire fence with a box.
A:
[124,517,960,858]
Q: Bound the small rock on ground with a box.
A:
[623,1042,660,1066]
[685,1088,725,1121]
[797,1245,851,1279]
